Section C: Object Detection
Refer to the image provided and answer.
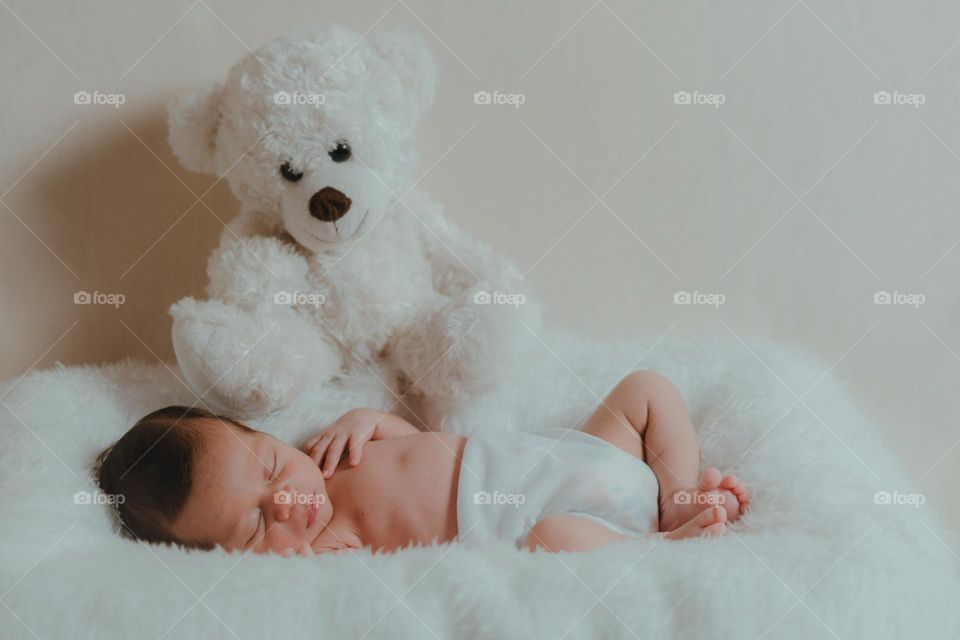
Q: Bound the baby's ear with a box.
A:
[370,28,438,133]
[167,82,225,174]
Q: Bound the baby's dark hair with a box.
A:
[94,405,255,550]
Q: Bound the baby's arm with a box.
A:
[304,408,419,476]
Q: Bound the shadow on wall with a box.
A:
[4,105,235,378]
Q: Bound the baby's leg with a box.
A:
[580,371,749,531]
[522,508,729,552]
[522,514,636,552]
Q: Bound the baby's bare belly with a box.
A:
[333,432,466,552]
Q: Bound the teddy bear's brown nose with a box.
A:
[309,187,352,222]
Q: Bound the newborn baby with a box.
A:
[95,371,750,555]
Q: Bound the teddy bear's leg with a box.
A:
[170,297,343,419]
[401,189,545,368]
[389,280,542,416]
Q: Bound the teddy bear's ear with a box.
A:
[371,29,438,133]
[167,82,226,174]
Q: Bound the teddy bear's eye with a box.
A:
[280,162,303,183]
[328,141,351,163]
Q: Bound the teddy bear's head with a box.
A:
[168,25,437,251]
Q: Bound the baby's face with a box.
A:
[170,421,333,555]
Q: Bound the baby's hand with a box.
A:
[280,542,317,558]
[303,409,381,477]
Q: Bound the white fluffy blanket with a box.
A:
[1,334,957,639]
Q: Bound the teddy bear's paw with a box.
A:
[395,310,512,399]
[389,280,543,399]
[171,298,343,417]
[206,235,313,308]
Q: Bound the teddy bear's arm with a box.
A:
[389,191,543,406]
[170,297,343,419]
[205,228,315,310]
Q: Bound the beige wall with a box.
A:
[1,1,957,535]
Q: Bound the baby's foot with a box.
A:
[659,468,751,532]
[663,506,728,540]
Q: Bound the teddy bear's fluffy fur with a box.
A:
[167,26,541,431]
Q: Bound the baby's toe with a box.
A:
[664,506,728,540]
[720,475,751,507]
[715,490,742,522]
[698,467,722,491]
[697,505,727,527]
[719,474,744,492]
[700,507,727,536]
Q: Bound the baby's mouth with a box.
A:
[306,499,318,529]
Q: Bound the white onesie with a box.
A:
[456,428,660,549]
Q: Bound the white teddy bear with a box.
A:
[167,26,541,434]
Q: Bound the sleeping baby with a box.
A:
[94,370,750,555]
